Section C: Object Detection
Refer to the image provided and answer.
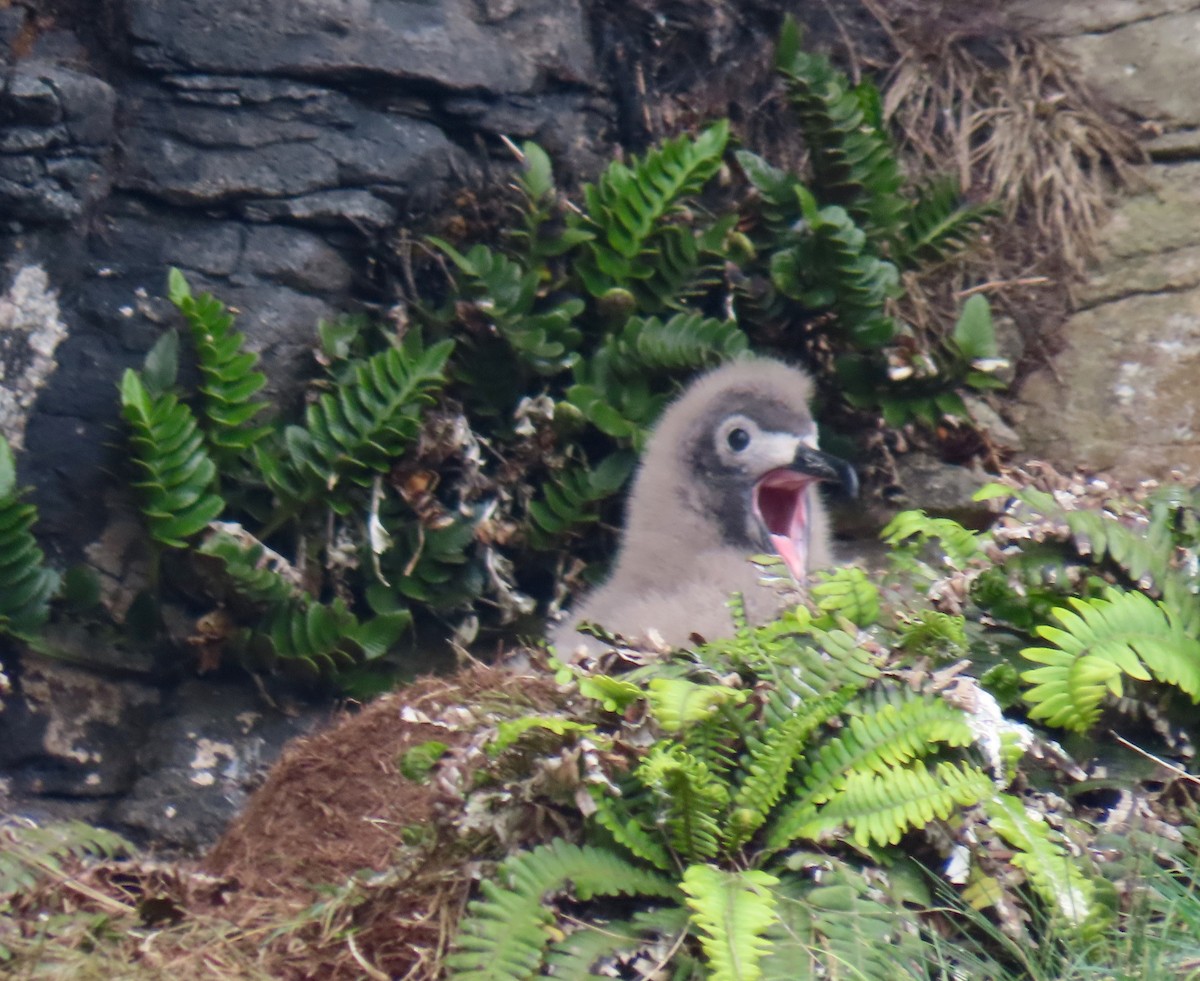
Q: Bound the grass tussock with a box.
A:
[863,0,1142,274]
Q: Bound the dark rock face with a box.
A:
[0,62,115,224]
[0,0,609,849]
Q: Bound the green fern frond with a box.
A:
[253,597,410,678]
[386,517,484,610]
[0,819,132,901]
[993,484,1177,600]
[735,150,807,238]
[761,865,919,981]
[167,268,271,467]
[811,567,880,626]
[896,609,968,657]
[704,612,880,730]
[543,906,690,981]
[527,451,636,546]
[800,691,977,795]
[447,840,677,980]
[639,744,730,862]
[201,532,410,676]
[769,693,981,849]
[1021,588,1200,732]
[573,121,729,310]
[893,178,997,268]
[275,335,452,506]
[984,794,1105,933]
[725,690,852,850]
[682,864,779,981]
[490,716,596,756]
[595,312,749,380]
[787,759,993,848]
[198,526,303,606]
[120,369,225,549]
[881,509,984,570]
[646,677,749,734]
[589,781,676,872]
[769,195,899,348]
[0,437,58,636]
[432,241,583,376]
[775,18,906,243]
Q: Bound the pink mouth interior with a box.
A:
[753,469,814,581]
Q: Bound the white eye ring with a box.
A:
[717,415,760,459]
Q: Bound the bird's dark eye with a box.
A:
[727,427,751,452]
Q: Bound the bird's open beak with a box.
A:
[752,445,856,582]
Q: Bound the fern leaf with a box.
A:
[761,865,918,981]
[725,690,851,850]
[447,840,677,980]
[775,30,906,243]
[810,567,880,626]
[789,760,993,848]
[252,597,410,678]
[0,820,132,902]
[646,677,748,734]
[168,268,271,466]
[984,794,1105,933]
[574,122,729,310]
[596,312,749,380]
[638,744,730,862]
[894,178,997,268]
[881,509,983,571]
[736,150,807,237]
[544,906,689,981]
[0,437,58,635]
[430,242,583,375]
[589,787,676,872]
[682,864,779,981]
[1020,588,1200,732]
[770,693,981,849]
[198,526,304,606]
[769,199,898,348]
[278,336,452,506]
[120,369,225,548]
[527,452,636,547]
[704,613,879,730]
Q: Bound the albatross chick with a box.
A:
[550,357,856,660]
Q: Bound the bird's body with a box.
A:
[550,357,853,659]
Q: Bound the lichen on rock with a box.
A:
[0,266,69,451]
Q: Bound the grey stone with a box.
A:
[241,225,354,294]
[119,78,460,206]
[1088,162,1200,261]
[1011,0,1190,36]
[0,65,116,145]
[891,452,992,519]
[1147,127,1200,161]
[0,656,161,798]
[1017,285,1200,481]
[103,214,246,278]
[1053,11,1200,126]
[126,0,596,95]
[109,680,327,852]
[964,396,1024,452]
[220,283,336,394]
[240,189,398,230]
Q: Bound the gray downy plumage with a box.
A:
[549,357,856,660]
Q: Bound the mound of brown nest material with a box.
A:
[203,663,566,979]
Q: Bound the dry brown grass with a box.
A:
[863,0,1142,275]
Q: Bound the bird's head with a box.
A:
[628,358,856,582]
